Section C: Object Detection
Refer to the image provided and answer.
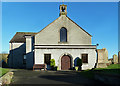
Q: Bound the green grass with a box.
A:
[79,64,120,79]
[94,64,120,75]
[95,64,120,70]
[107,64,120,69]
[0,67,9,77]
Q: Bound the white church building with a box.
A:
[8,4,97,70]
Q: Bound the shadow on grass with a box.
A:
[77,69,120,80]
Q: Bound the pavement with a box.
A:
[10,69,105,85]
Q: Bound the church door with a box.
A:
[61,55,71,70]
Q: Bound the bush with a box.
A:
[50,59,55,67]
[76,58,82,67]
[76,58,82,71]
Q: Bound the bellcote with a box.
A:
[59,4,67,16]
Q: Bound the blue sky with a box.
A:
[2,2,118,59]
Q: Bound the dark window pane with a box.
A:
[60,27,67,42]
[82,54,88,63]
[44,54,51,65]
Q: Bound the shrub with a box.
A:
[76,58,82,70]
[76,58,82,67]
[50,59,55,67]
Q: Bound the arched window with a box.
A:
[60,27,67,42]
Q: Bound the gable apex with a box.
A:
[36,15,92,37]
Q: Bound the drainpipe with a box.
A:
[94,44,99,69]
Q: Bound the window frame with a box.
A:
[81,54,88,64]
[60,27,67,42]
[44,54,51,65]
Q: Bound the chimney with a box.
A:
[24,35,32,53]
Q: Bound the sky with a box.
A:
[2,2,118,59]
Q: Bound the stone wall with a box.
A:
[0,72,14,85]
[97,48,109,68]
[113,54,118,64]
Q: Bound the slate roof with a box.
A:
[10,32,37,43]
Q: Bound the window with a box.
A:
[60,27,67,42]
[82,54,88,63]
[23,55,26,64]
[44,54,51,65]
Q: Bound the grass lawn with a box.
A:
[94,64,120,74]
[106,64,120,69]
[0,67,10,77]
[95,64,120,70]
[79,64,120,79]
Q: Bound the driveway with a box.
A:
[10,69,104,85]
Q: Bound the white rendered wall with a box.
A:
[26,37,32,53]
[25,36,34,69]
[35,48,96,70]
[35,15,91,45]
[8,43,25,68]
[10,43,24,50]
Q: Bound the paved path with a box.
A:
[10,69,104,85]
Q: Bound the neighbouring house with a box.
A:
[97,48,109,68]
[8,4,97,70]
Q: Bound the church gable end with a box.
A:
[35,4,92,45]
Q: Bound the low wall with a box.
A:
[0,72,14,85]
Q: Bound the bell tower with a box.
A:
[59,4,67,16]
